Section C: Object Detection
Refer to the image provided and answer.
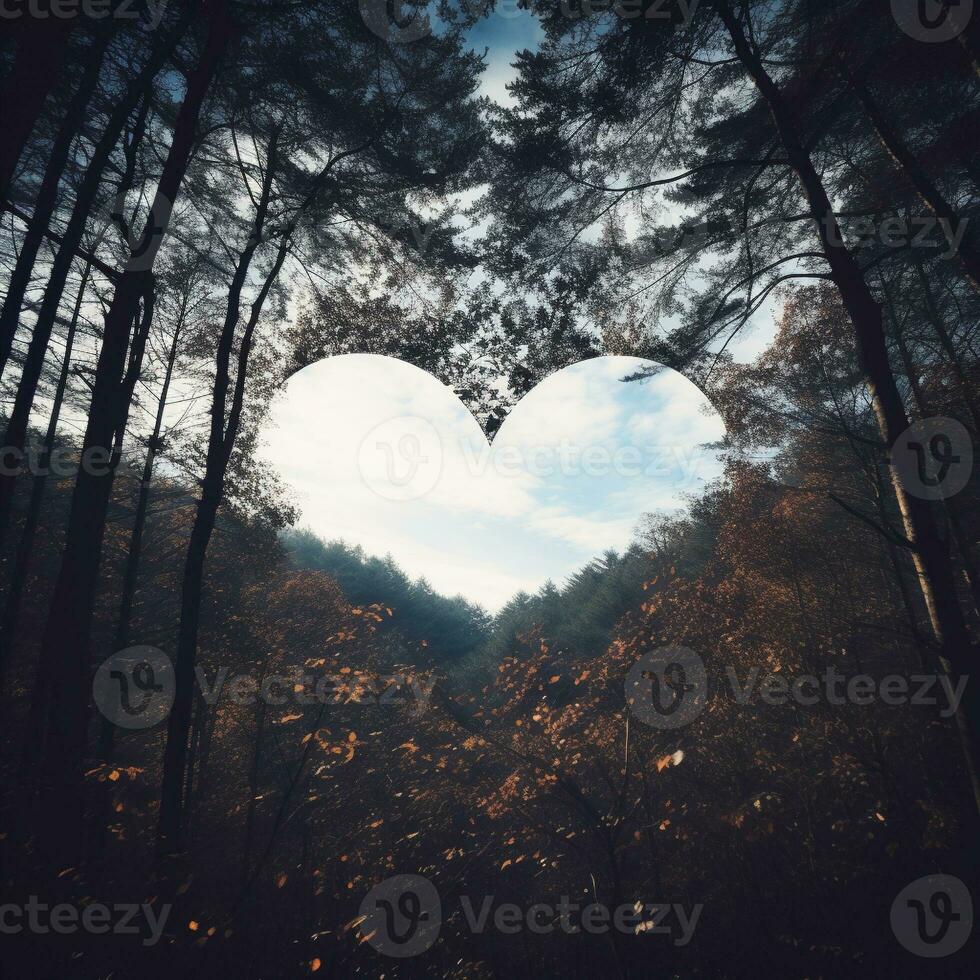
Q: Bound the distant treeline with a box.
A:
[283,530,491,661]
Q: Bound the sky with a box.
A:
[465,1,544,105]
[256,355,726,612]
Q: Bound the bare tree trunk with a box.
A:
[183,694,211,841]
[717,0,980,814]
[892,316,980,620]
[188,700,215,825]
[182,698,200,827]
[25,285,152,766]
[869,455,929,658]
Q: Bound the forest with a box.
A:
[0,1,978,977]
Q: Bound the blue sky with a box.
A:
[256,355,726,611]
[464,2,544,104]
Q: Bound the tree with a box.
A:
[156,0,487,854]
[487,0,980,812]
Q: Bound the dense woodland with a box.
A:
[1,1,979,977]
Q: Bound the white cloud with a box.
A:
[257,354,726,610]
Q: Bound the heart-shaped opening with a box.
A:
[258,354,726,620]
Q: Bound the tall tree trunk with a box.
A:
[0,8,192,541]
[0,20,76,203]
[716,0,980,814]
[88,308,186,860]
[869,455,928,658]
[26,285,153,758]
[156,145,289,854]
[913,257,980,434]
[0,259,91,691]
[889,297,980,621]
[0,27,113,378]
[116,324,182,646]
[187,699,214,831]
[33,0,232,867]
